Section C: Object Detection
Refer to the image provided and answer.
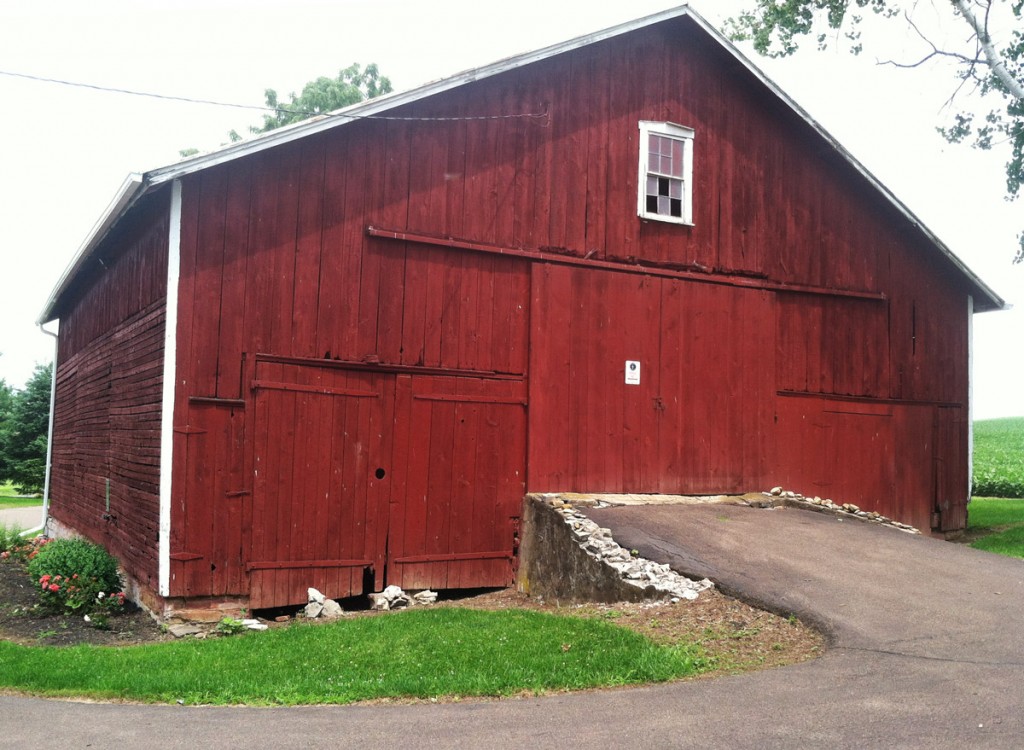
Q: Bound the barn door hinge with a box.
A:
[173,426,207,435]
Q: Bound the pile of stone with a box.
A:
[369,585,438,611]
[305,587,344,619]
[552,504,714,601]
[765,486,920,533]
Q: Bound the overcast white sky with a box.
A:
[0,0,1021,418]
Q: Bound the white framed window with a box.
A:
[638,121,694,225]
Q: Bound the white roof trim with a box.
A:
[39,3,1003,323]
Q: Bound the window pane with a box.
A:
[669,179,682,199]
[670,198,682,217]
[658,195,670,214]
[647,176,659,197]
[649,133,659,153]
[671,139,684,176]
[658,176,670,197]
[647,195,659,213]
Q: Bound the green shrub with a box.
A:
[26,538,123,613]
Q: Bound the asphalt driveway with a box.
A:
[0,505,44,531]
[2,503,1023,749]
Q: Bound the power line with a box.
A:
[0,69,548,121]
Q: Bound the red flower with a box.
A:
[48,583,60,592]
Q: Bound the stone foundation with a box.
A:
[517,493,713,603]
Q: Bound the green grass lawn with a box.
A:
[0,481,43,509]
[973,418,1024,498]
[967,497,1024,559]
[0,497,43,510]
[0,607,707,705]
[969,418,1024,558]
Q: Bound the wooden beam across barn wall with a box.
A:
[366,226,887,302]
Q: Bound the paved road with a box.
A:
[2,503,1023,749]
[0,504,43,531]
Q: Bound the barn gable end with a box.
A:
[39,8,1002,614]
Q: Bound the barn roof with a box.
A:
[38,4,1005,323]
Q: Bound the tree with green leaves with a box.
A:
[728,0,1024,261]
[0,378,14,482]
[253,62,392,133]
[181,63,393,159]
[0,363,52,494]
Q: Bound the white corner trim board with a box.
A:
[158,179,182,597]
[967,294,974,501]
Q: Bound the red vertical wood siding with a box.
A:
[51,14,978,609]
[245,364,391,608]
[387,375,526,591]
[528,264,775,495]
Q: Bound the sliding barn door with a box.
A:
[248,363,392,609]
[247,363,527,608]
[386,375,527,590]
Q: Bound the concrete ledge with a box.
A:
[518,495,654,602]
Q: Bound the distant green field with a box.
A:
[973,418,1024,499]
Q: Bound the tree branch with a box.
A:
[878,11,985,71]
[952,0,1024,100]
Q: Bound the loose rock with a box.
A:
[168,624,202,638]
[762,487,919,533]
[320,599,343,619]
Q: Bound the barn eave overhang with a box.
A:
[39,3,1005,322]
[37,173,146,325]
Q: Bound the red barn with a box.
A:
[38,7,1002,616]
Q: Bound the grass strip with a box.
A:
[968,497,1024,559]
[971,525,1024,558]
[0,607,707,705]
[0,498,43,510]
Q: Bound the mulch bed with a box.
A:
[0,558,824,673]
[0,558,169,647]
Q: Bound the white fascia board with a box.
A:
[37,174,146,325]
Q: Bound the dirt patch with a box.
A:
[0,560,823,671]
[0,559,169,647]
[444,587,824,673]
